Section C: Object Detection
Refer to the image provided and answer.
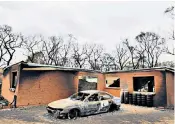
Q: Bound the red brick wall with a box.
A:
[2,64,173,108]
[104,70,167,106]
[17,71,104,106]
[104,88,121,97]
[1,65,19,103]
[17,70,78,106]
[1,73,15,103]
[166,72,174,107]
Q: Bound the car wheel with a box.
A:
[54,110,60,119]
[68,109,79,120]
[108,104,117,112]
[116,105,120,111]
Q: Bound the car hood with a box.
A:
[48,98,82,109]
[112,97,121,105]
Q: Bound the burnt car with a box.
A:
[46,90,121,119]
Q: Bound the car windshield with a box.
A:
[69,92,90,101]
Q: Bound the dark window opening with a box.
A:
[11,72,17,89]
[106,78,120,88]
[133,76,154,92]
[70,92,90,101]
[99,92,112,100]
[78,76,97,91]
[88,94,99,101]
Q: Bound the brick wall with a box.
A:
[166,72,174,107]
[17,70,78,106]
[104,70,167,106]
[2,64,173,107]
[1,65,20,103]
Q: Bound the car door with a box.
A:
[98,92,113,112]
[84,93,101,115]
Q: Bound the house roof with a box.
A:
[104,66,175,74]
[3,61,101,73]
[3,61,175,74]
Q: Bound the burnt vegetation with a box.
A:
[0,6,174,70]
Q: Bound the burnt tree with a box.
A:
[113,45,130,70]
[85,44,104,70]
[100,53,116,71]
[164,6,175,55]
[0,25,22,66]
[135,32,165,67]
[21,35,44,63]
[72,42,87,68]
[42,36,63,65]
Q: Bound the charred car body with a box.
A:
[46,90,121,119]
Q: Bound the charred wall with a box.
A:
[166,72,174,107]
[17,70,78,106]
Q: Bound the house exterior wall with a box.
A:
[166,72,174,107]
[17,70,104,106]
[17,70,78,106]
[1,64,20,103]
[104,70,168,107]
[1,63,174,107]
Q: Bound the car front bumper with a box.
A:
[46,106,67,118]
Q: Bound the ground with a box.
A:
[0,104,174,124]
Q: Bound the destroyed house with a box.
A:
[1,62,105,106]
[105,67,174,107]
[1,61,174,107]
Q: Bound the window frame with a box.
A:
[99,92,113,100]
[10,71,18,89]
[88,93,99,102]
[133,76,155,93]
[105,77,120,89]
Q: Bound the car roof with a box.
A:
[80,90,101,94]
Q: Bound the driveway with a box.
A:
[0,104,174,124]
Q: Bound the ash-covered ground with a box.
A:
[0,104,174,124]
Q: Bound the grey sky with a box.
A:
[0,1,174,63]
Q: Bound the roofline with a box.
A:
[3,61,174,74]
[20,62,101,73]
[104,67,175,74]
[3,61,24,70]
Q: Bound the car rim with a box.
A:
[68,109,78,119]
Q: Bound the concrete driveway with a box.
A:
[0,104,174,124]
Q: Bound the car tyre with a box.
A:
[68,109,79,120]
[116,105,120,111]
[108,104,117,112]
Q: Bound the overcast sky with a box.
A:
[0,1,174,63]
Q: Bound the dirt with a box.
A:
[0,104,174,124]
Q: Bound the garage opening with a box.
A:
[78,76,97,91]
[133,76,155,92]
